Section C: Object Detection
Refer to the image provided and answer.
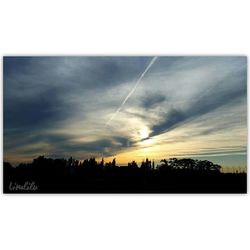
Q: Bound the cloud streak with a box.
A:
[105,56,158,126]
[3,56,247,167]
[149,58,247,137]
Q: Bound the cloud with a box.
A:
[4,125,133,162]
[3,56,247,165]
[149,57,247,137]
[141,93,166,109]
[4,57,154,128]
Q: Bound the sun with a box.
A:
[139,127,149,140]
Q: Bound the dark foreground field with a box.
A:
[3,156,247,193]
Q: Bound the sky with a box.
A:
[3,56,247,168]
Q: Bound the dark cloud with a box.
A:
[5,129,133,159]
[141,93,166,109]
[151,109,186,136]
[3,57,33,76]
[4,56,152,90]
[62,136,132,157]
[4,87,75,129]
[3,56,153,131]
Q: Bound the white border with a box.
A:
[1,1,249,250]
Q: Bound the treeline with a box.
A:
[5,155,222,172]
[3,156,247,193]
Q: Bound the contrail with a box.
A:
[105,56,158,126]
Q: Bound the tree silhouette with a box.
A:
[158,158,221,173]
[128,161,138,169]
[3,155,246,193]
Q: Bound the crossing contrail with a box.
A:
[105,56,158,126]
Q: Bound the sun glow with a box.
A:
[139,127,149,140]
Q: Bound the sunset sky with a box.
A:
[4,56,247,168]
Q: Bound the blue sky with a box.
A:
[3,56,247,167]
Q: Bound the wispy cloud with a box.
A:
[4,56,247,166]
[105,56,157,126]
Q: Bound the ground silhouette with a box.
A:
[3,156,247,193]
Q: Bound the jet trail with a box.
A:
[105,56,158,126]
